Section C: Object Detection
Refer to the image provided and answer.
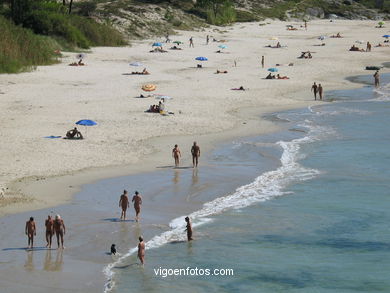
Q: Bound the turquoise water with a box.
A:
[112,75,390,293]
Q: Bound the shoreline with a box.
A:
[1,19,389,219]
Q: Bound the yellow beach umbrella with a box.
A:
[142,84,156,92]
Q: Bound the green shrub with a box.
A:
[0,15,59,73]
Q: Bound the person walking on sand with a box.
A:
[261,55,264,68]
[374,70,380,87]
[189,37,194,48]
[191,141,200,168]
[311,82,318,100]
[45,215,54,248]
[185,217,193,241]
[119,190,130,220]
[366,41,372,52]
[206,35,209,45]
[132,191,142,222]
[138,236,145,265]
[53,215,66,249]
[318,84,323,100]
[25,217,36,249]
[172,144,181,167]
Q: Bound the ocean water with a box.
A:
[107,74,390,293]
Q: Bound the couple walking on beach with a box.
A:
[311,82,323,100]
[25,215,66,249]
[119,190,142,222]
[172,141,200,168]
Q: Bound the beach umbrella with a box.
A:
[130,62,143,67]
[195,57,208,61]
[378,21,384,27]
[173,41,183,45]
[318,35,327,40]
[268,68,278,72]
[152,42,162,47]
[75,119,97,136]
[382,35,390,38]
[76,53,86,60]
[218,44,228,49]
[142,84,156,92]
[76,119,97,126]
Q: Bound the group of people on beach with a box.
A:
[311,82,323,100]
[172,141,200,168]
[25,215,66,249]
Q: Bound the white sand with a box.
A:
[0,19,388,215]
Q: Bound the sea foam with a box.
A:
[103,120,333,293]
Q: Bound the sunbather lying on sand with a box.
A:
[216,70,228,74]
[330,33,342,38]
[375,43,390,47]
[170,46,182,50]
[132,68,150,75]
[266,73,275,79]
[149,48,168,53]
[349,45,365,52]
[69,59,85,66]
[231,86,245,90]
[298,52,312,59]
[277,74,289,80]
[65,127,83,139]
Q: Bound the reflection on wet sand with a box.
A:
[24,251,34,272]
[43,249,63,271]
[191,168,199,186]
[173,169,180,185]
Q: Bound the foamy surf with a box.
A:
[103,121,333,293]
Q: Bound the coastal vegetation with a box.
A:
[0,0,388,73]
[0,0,126,73]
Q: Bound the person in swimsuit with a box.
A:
[138,236,145,265]
[172,144,181,167]
[185,216,193,241]
[318,84,323,100]
[119,190,130,220]
[191,142,200,168]
[45,215,54,248]
[53,215,66,249]
[25,217,36,249]
[132,191,142,222]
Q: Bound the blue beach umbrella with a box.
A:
[382,35,390,38]
[268,67,278,72]
[218,44,228,49]
[75,119,97,136]
[195,57,208,61]
[76,119,97,126]
[152,42,162,47]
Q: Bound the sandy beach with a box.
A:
[0,19,390,292]
[0,19,388,216]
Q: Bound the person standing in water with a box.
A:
[318,84,323,100]
[119,190,130,220]
[311,82,318,100]
[191,142,200,168]
[374,70,380,87]
[172,144,181,167]
[45,215,54,248]
[132,191,142,222]
[25,217,36,249]
[53,215,66,249]
[138,236,145,265]
[185,217,193,241]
